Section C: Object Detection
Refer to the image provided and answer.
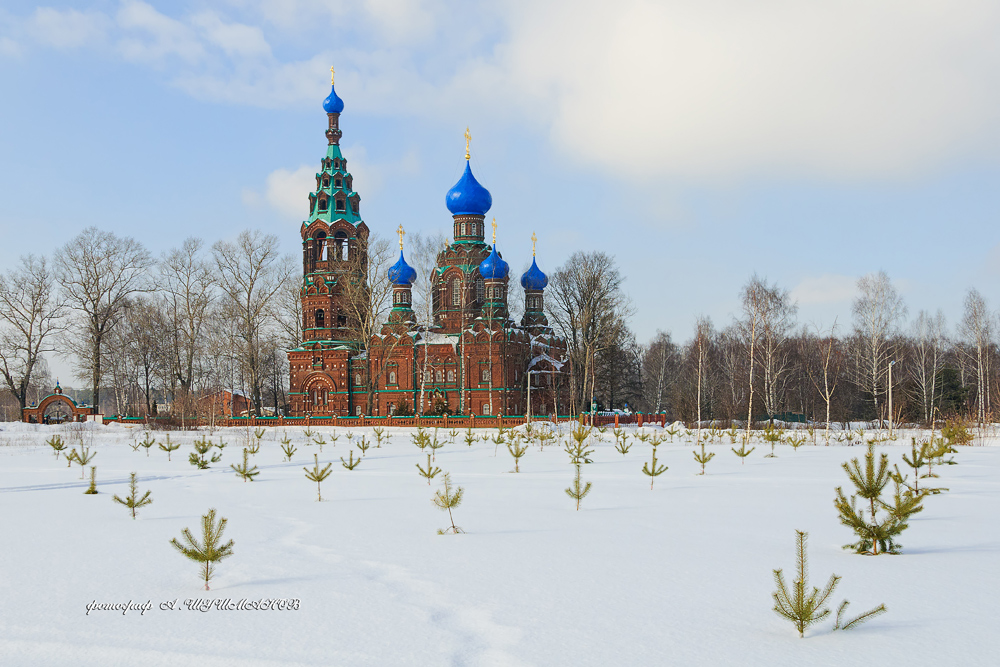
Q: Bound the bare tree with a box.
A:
[851,270,907,423]
[548,252,633,415]
[801,320,843,441]
[909,310,947,424]
[0,255,66,410]
[959,289,992,426]
[408,231,449,414]
[212,230,291,416]
[738,275,767,439]
[693,316,712,440]
[642,330,678,414]
[56,227,152,414]
[161,238,217,416]
[756,282,797,420]
[275,255,304,351]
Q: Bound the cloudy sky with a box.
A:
[3,0,1000,377]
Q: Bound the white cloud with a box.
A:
[263,165,316,220]
[28,8,109,49]
[791,273,857,306]
[190,12,271,59]
[0,37,20,58]
[116,0,204,64]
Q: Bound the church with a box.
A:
[287,72,568,417]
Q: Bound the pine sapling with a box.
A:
[113,472,153,518]
[128,439,142,453]
[83,466,98,494]
[303,426,314,439]
[665,426,680,443]
[189,438,222,469]
[412,427,430,452]
[428,429,444,461]
[432,473,464,534]
[159,435,182,461]
[772,530,840,637]
[731,440,755,464]
[417,453,441,485]
[786,434,808,451]
[281,442,297,461]
[230,448,260,482]
[312,434,327,452]
[372,427,387,448]
[507,437,528,472]
[565,463,592,511]
[834,443,923,555]
[140,432,156,457]
[214,436,228,452]
[565,425,594,464]
[834,599,887,631]
[170,508,234,590]
[615,436,632,455]
[341,451,361,470]
[448,429,459,444]
[464,427,478,447]
[357,437,371,457]
[247,440,261,456]
[303,453,333,501]
[762,424,783,458]
[71,445,96,479]
[46,435,67,459]
[642,447,667,489]
[693,442,716,475]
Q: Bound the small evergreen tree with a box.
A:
[642,448,667,489]
[357,436,371,457]
[46,435,66,459]
[834,600,888,631]
[693,442,716,475]
[113,472,152,518]
[433,473,464,534]
[565,425,594,464]
[834,443,923,555]
[416,453,441,485]
[304,453,333,501]
[762,424,782,458]
[428,429,444,461]
[83,466,98,494]
[412,427,430,452]
[281,442,297,461]
[507,437,528,472]
[615,437,632,455]
[159,435,182,461]
[247,440,261,456]
[312,434,327,452]
[464,426,478,448]
[772,530,840,637]
[189,439,221,469]
[341,451,361,470]
[230,448,260,482]
[786,434,808,451]
[565,463,592,510]
[139,432,156,457]
[70,445,96,479]
[170,508,234,590]
[214,436,228,451]
[731,441,755,464]
[372,427,387,448]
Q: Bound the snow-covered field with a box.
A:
[1,421,997,667]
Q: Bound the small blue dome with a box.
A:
[478,245,509,280]
[446,161,492,216]
[387,250,417,286]
[520,257,548,290]
[323,84,344,114]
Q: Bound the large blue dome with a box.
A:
[446,161,492,216]
[478,245,509,280]
[387,250,417,286]
[323,84,344,114]
[520,257,548,290]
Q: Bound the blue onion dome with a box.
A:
[478,245,509,280]
[446,161,493,215]
[387,250,417,286]
[520,257,548,290]
[323,84,344,114]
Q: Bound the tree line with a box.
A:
[0,226,993,425]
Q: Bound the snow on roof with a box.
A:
[528,353,565,371]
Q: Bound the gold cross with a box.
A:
[397,224,405,250]
[330,65,335,85]
[491,217,497,244]
[464,127,471,160]
[531,232,537,256]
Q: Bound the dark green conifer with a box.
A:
[170,508,234,590]
[772,530,839,638]
[190,438,222,469]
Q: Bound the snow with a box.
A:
[1,422,998,666]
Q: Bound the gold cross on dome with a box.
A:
[464,127,471,160]
[531,232,537,256]
[397,224,405,250]
[491,217,497,244]
[330,66,335,85]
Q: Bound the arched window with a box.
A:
[334,178,342,188]
[460,222,466,236]
[335,198,345,212]
[388,371,397,385]
[355,373,362,385]
[451,279,461,306]
[447,370,455,382]
[323,176,330,187]
[334,159,340,168]
[319,198,328,211]
[355,405,363,415]
[316,232,327,261]
[315,309,325,328]
[334,232,348,261]
[436,370,444,383]
[481,367,491,382]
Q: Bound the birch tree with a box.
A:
[909,310,947,424]
[56,227,152,414]
[851,271,906,423]
[0,255,66,410]
[959,289,991,426]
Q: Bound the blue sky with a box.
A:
[3,0,1000,382]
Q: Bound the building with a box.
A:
[288,73,568,417]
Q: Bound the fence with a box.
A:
[104,412,670,430]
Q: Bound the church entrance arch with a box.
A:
[22,385,93,424]
[303,374,337,415]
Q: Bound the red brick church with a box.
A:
[288,72,567,417]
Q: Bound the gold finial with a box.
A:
[531,232,537,256]
[397,224,405,250]
[330,65,335,85]
[491,217,497,245]
[464,127,471,160]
